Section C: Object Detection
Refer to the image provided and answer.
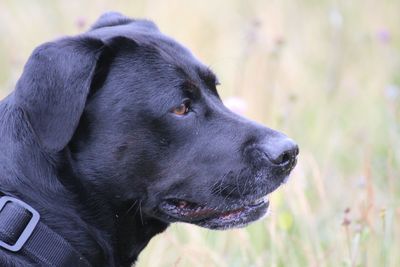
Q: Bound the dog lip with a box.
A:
[159,199,220,221]
[196,200,269,229]
[157,196,270,227]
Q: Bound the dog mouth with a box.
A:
[158,196,269,230]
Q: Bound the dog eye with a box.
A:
[172,99,191,115]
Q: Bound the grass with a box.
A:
[1,0,399,266]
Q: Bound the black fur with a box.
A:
[0,12,298,266]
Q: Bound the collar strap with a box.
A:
[0,193,91,266]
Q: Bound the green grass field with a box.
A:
[1,0,399,266]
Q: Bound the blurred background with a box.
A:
[1,0,399,266]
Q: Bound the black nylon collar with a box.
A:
[0,191,92,267]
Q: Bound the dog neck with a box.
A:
[113,204,169,265]
[58,152,170,266]
[0,100,169,266]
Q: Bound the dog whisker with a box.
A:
[123,200,138,217]
[139,200,144,226]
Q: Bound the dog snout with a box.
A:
[261,137,299,168]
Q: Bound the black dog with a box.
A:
[0,12,298,267]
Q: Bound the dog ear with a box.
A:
[90,12,134,30]
[14,37,106,152]
[90,12,158,32]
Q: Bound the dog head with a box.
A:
[15,12,298,230]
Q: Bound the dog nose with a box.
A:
[262,137,299,166]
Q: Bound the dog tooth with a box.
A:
[178,200,187,208]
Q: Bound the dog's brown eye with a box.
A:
[172,100,191,115]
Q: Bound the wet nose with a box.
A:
[262,137,299,166]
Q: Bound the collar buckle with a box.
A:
[0,196,40,252]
